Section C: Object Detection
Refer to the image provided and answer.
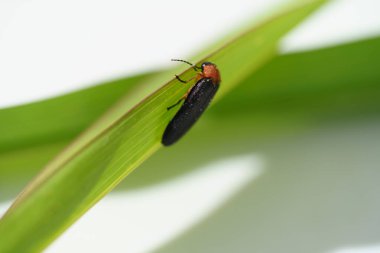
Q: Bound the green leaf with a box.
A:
[0,1,327,252]
[122,35,380,189]
[145,37,380,250]
[0,73,155,153]
[2,35,380,199]
[0,73,155,201]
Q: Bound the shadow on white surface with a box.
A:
[153,120,380,253]
[330,244,380,253]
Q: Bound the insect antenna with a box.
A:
[171,59,201,71]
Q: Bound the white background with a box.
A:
[0,0,379,108]
[1,0,380,252]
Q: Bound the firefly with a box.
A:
[162,59,221,146]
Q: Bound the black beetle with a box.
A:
[162,59,221,146]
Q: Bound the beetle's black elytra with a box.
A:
[162,60,221,146]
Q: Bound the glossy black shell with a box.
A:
[162,78,219,146]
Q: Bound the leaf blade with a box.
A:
[0,1,327,252]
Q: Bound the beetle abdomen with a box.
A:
[162,78,219,146]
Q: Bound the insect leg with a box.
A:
[167,99,183,110]
[175,75,187,83]
[174,75,196,84]
[167,86,193,110]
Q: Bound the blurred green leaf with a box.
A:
[0,73,153,153]
[2,35,380,199]
[0,1,327,252]
[122,36,380,190]
[128,37,380,253]
[0,73,155,200]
